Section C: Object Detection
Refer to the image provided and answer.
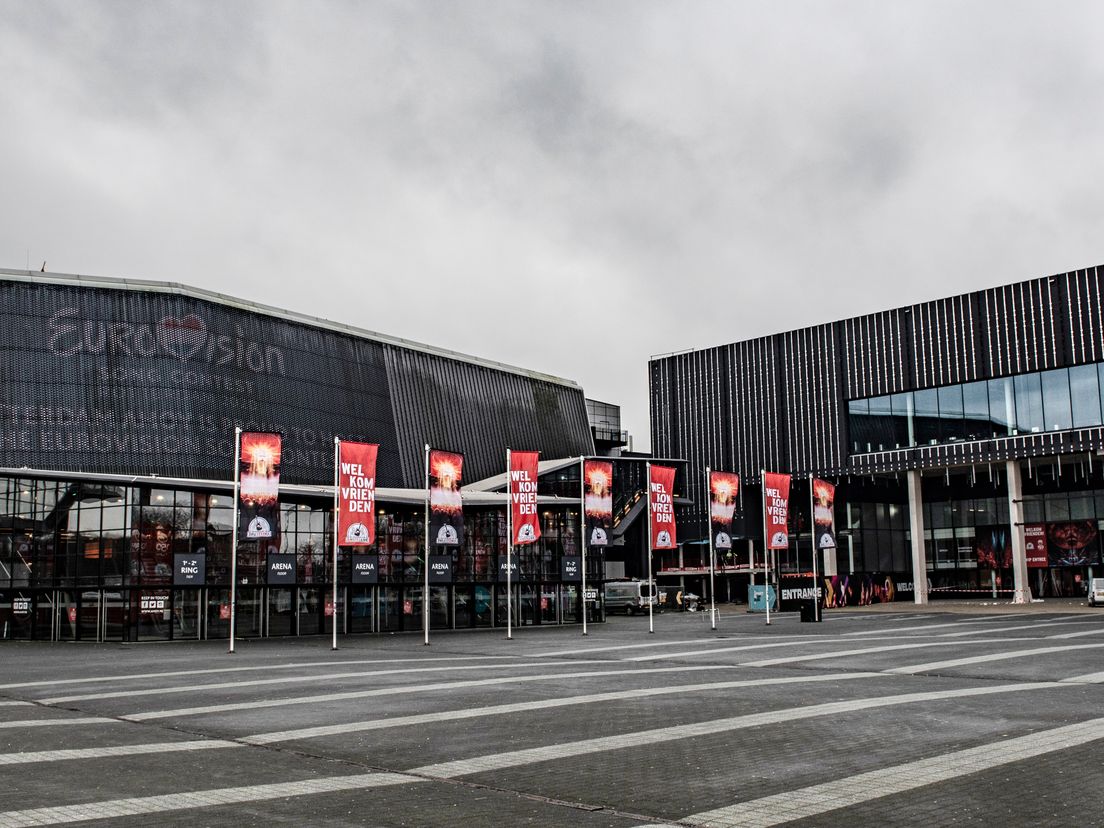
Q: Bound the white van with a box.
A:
[1088,578,1104,607]
[604,580,658,615]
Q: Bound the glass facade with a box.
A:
[848,363,1104,453]
[0,474,602,641]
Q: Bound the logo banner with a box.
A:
[709,471,740,550]
[763,471,791,550]
[509,451,541,545]
[338,441,378,546]
[1024,524,1048,568]
[812,478,837,549]
[239,432,281,540]
[583,460,613,547]
[428,449,464,547]
[649,464,677,550]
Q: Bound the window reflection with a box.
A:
[849,362,1104,454]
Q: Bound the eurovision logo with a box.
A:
[47,307,286,374]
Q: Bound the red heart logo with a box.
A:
[157,314,207,360]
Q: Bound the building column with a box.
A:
[1006,460,1031,604]
[907,470,929,605]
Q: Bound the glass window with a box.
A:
[913,389,939,445]
[1013,374,1044,433]
[890,392,912,448]
[938,386,965,442]
[848,399,869,453]
[1045,494,1071,522]
[1070,364,1102,428]
[988,377,1014,437]
[868,395,893,452]
[1069,494,1095,520]
[1040,368,1072,431]
[962,381,990,441]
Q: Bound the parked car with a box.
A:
[604,580,657,615]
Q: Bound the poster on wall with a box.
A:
[428,449,465,547]
[812,478,837,549]
[975,525,1012,568]
[1024,524,1048,568]
[763,471,791,550]
[509,450,541,545]
[648,464,678,549]
[337,441,378,546]
[239,432,281,539]
[709,471,739,550]
[1047,520,1099,567]
[583,460,613,547]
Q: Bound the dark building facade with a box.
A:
[650,264,1104,605]
[0,269,599,641]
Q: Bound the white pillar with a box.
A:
[906,469,928,605]
[1006,460,1031,604]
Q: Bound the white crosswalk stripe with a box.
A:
[884,642,1104,675]
[0,740,237,765]
[673,716,1104,827]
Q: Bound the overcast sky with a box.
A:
[4,1,1104,450]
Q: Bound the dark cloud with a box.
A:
[2,1,1104,450]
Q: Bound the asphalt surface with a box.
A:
[1,602,1104,827]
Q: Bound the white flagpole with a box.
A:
[762,469,771,627]
[424,443,430,646]
[506,448,513,641]
[647,461,654,634]
[332,437,340,651]
[580,455,588,636]
[228,427,241,654]
[707,467,717,631]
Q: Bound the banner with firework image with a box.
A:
[709,471,740,550]
[428,449,465,547]
[509,450,541,545]
[583,460,613,547]
[763,471,791,550]
[338,441,378,546]
[238,432,281,539]
[648,464,677,549]
[812,478,837,549]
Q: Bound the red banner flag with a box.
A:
[649,464,677,549]
[812,478,836,550]
[428,449,465,546]
[509,451,541,545]
[239,432,281,540]
[709,471,740,550]
[763,471,791,550]
[338,441,378,546]
[584,460,613,547]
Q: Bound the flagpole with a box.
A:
[646,462,654,634]
[707,467,717,631]
[424,443,430,646]
[762,469,770,626]
[228,427,241,654]
[506,448,513,641]
[809,474,820,622]
[580,455,588,637]
[332,437,340,651]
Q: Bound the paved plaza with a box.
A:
[2,603,1104,826]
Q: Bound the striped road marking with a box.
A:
[41,660,614,704]
[242,672,879,745]
[409,681,1073,778]
[121,665,750,721]
[672,716,1104,827]
[1049,627,1104,639]
[0,772,422,827]
[737,639,1035,667]
[936,619,1097,637]
[0,740,237,765]
[617,637,1037,662]
[884,643,1104,675]
[0,718,116,729]
[1061,671,1104,683]
[0,701,32,707]
[0,655,520,692]
[840,618,1008,636]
